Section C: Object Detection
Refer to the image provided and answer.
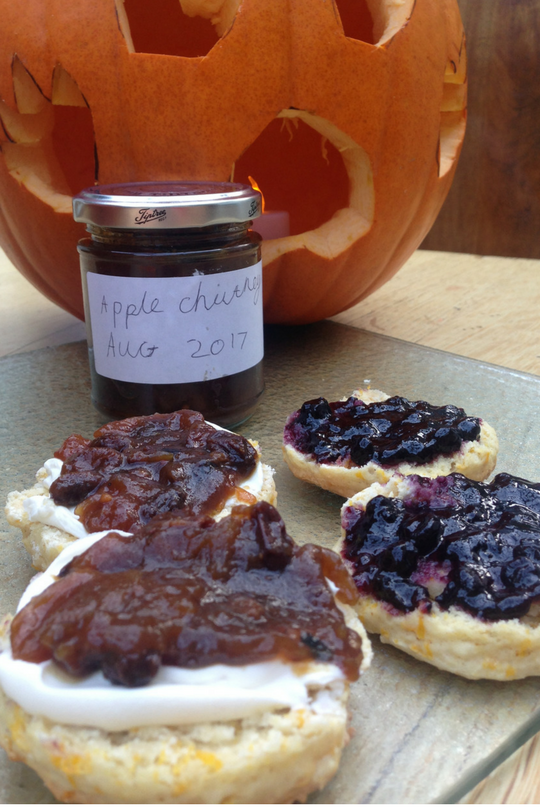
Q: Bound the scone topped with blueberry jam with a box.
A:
[283,388,498,498]
[338,471,540,680]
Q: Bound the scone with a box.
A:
[5,409,276,571]
[0,502,371,804]
[338,472,540,680]
[283,387,498,498]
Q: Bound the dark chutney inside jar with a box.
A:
[341,472,540,621]
[79,223,263,427]
[12,502,364,686]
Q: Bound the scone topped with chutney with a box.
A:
[283,387,498,498]
[0,501,371,804]
[6,410,276,571]
[338,471,540,680]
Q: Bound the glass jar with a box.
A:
[73,181,263,427]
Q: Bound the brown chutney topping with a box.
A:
[48,410,258,533]
[11,502,363,686]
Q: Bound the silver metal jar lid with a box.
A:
[72,181,262,229]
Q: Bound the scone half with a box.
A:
[337,472,540,680]
[283,388,498,499]
[0,628,356,804]
[0,503,371,803]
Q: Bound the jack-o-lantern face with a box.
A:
[0,0,466,324]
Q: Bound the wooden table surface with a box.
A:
[2,246,540,803]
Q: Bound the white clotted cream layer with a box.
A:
[21,425,266,540]
[23,458,86,538]
[0,532,345,732]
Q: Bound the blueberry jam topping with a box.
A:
[342,473,540,621]
[284,395,481,467]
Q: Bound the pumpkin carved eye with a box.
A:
[234,109,374,266]
[116,0,239,58]
[335,0,415,45]
[334,0,376,44]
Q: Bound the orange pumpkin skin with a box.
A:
[0,0,466,324]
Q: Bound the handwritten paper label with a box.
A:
[86,263,263,384]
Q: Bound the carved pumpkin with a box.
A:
[0,0,466,324]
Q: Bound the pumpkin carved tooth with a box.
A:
[439,111,466,178]
[0,59,53,144]
[12,58,49,115]
[2,144,73,213]
[52,66,87,108]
